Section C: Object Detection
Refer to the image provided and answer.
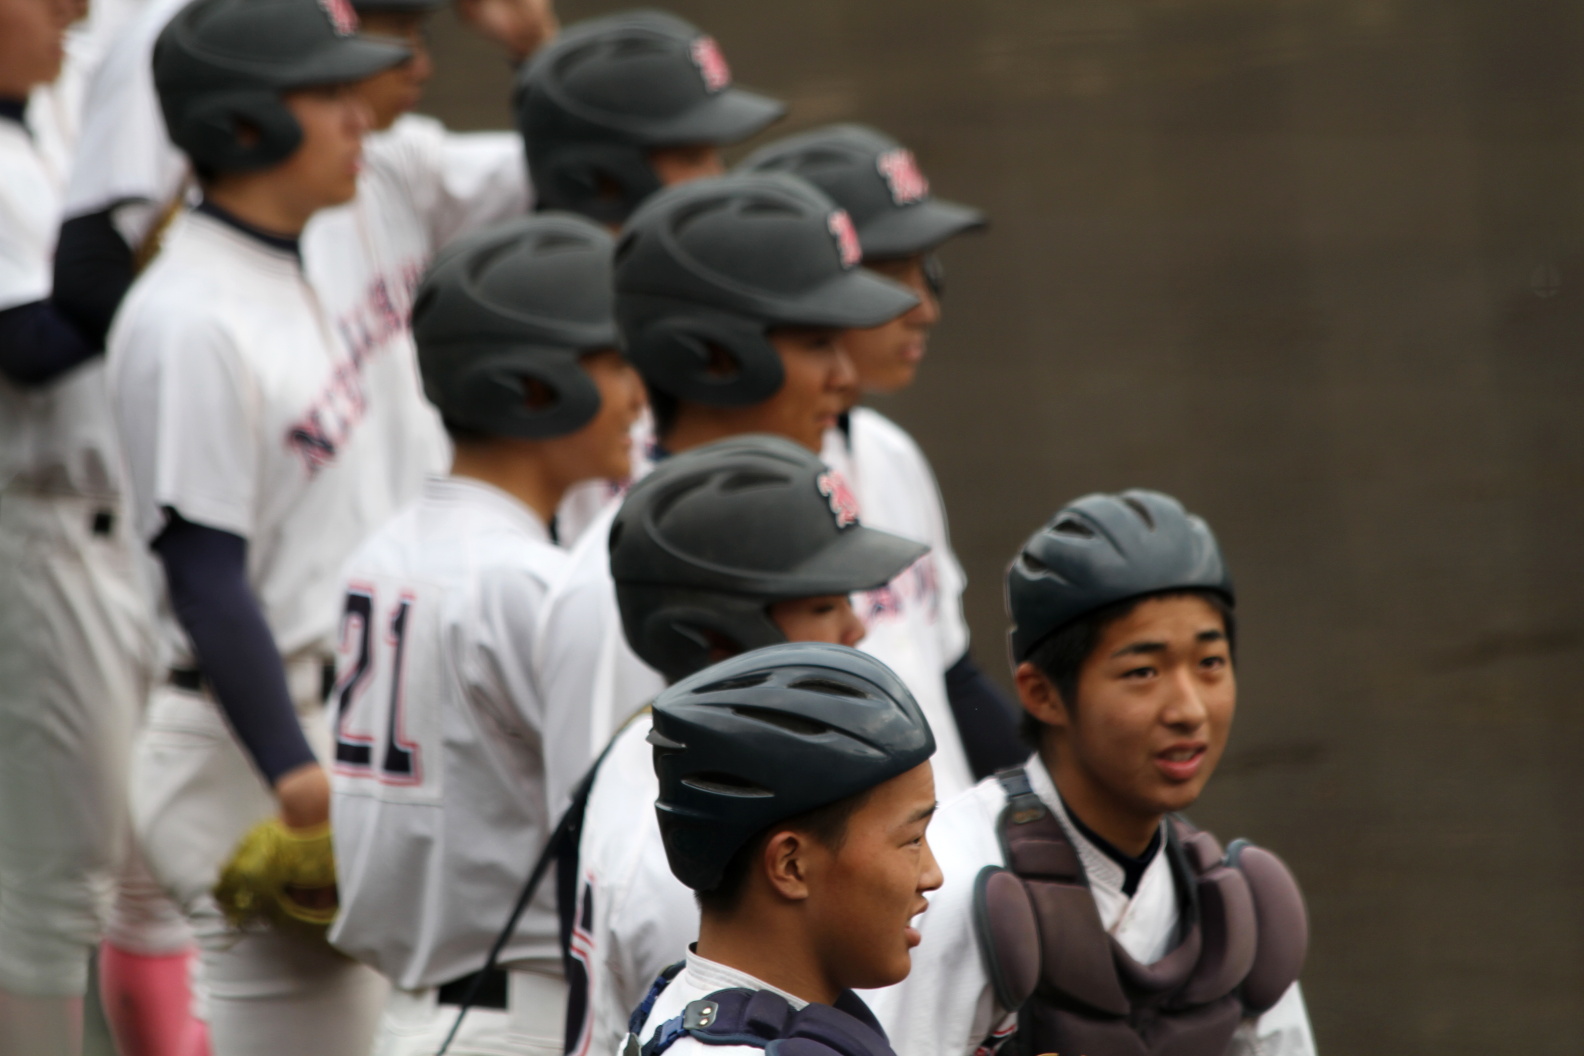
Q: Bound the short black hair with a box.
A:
[695,786,873,916]
[1018,588,1236,747]
[647,382,678,441]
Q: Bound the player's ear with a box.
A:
[1015,660,1069,732]
[761,829,813,903]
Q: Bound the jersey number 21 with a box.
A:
[333,585,423,786]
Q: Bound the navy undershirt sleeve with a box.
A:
[52,207,137,349]
[944,651,1028,779]
[153,513,317,785]
[0,299,98,386]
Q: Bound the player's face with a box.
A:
[545,349,645,485]
[802,761,941,990]
[843,255,941,396]
[768,595,865,647]
[647,144,726,186]
[744,327,856,452]
[355,11,434,131]
[0,0,74,94]
[280,84,372,211]
[1018,595,1235,846]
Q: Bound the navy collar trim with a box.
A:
[0,99,27,127]
[196,199,302,260]
[1060,795,1163,898]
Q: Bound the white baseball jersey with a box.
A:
[565,714,697,1056]
[0,108,119,499]
[866,757,1318,1056]
[329,475,571,989]
[532,487,666,816]
[821,408,972,797]
[108,207,437,663]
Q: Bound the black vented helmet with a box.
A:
[611,435,928,681]
[153,0,409,173]
[615,172,918,407]
[739,123,986,260]
[515,9,785,227]
[650,642,936,892]
[411,213,621,438]
[1006,489,1235,662]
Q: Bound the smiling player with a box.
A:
[871,490,1316,1056]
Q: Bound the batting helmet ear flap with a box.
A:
[618,588,788,683]
[531,141,663,227]
[625,309,784,408]
[175,90,304,172]
[426,344,604,439]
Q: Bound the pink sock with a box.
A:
[97,942,210,1056]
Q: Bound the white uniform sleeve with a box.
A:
[1228,983,1318,1056]
[123,312,259,541]
[62,0,189,231]
[467,562,552,740]
[0,163,50,310]
[367,115,529,255]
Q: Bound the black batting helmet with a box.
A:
[1006,490,1235,662]
[411,213,621,439]
[650,642,935,892]
[153,0,408,173]
[611,435,928,682]
[515,10,785,226]
[740,123,986,260]
[615,172,918,408]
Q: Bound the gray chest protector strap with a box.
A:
[971,767,1308,1056]
[634,985,897,1056]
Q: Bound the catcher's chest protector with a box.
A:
[972,769,1308,1056]
[632,983,896,1056]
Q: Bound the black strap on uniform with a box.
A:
[639,987,894,1056]
[436,733,620,1055]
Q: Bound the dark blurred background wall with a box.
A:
[423,3,1584,1051]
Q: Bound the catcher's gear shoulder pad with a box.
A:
[639,988,897,1056]
[971,767,1308,1056]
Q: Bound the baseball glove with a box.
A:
[212,819,340,939]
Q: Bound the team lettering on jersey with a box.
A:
[857,551,939,626]
[285,261,424,476]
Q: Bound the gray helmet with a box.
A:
[740,124,986,260]
[411,213,620,439]
[515,10,785,227]
[1006,489,1235,662]
[650,642,935,891]
[153,0,409,173]
[616,172,918,407]
[611,435,928,681]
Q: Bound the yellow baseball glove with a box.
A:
[212,819,339,940]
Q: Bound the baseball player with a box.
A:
[624,642,942,1056]
[741,124,1026,781]
[869,490,1317,1056]
[532,171,920,816]
[106,1,437,1052]
[0,4,193,1055]
[328,214,644,1056]
[515,7,786,545]
[47,0,547,1046]
[561,435,931,1056]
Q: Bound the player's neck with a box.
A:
[696,908,842,1008]
[449,442,568,528]
[203,177,318,240]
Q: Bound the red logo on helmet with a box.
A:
[817,471,861,529]
[690,36,732,92]
[318,0,358,35]
[876,148,929,205]
[828,210,862,269]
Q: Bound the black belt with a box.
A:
[436,965,509,1010]
[169,662,338,702]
